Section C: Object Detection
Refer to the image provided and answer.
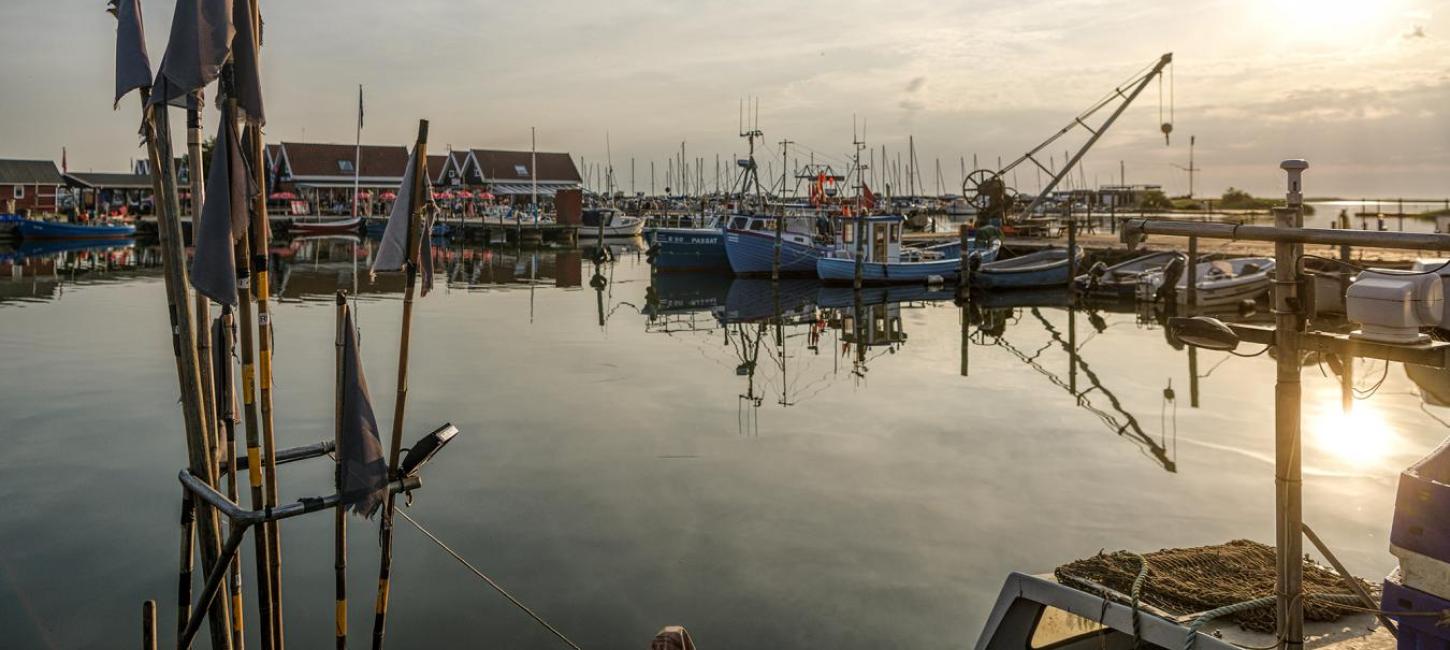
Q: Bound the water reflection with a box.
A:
[0,239,148,304]
[968,302,1179,472]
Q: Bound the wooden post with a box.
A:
[140,92,234,650]
[958,224,971,293]
[1186,235,1199,311]
[372,119,430,650]
[144,600,158,650]
[334,291,349,650]
[1273,160,1308,650]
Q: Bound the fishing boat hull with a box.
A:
[16,219,136,240]
[648,227,729,271]
[816,241,1001,285]
[724,229,825,276]
[289,216,362,236]
[972,247,1082,290]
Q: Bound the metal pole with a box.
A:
[1273,159,1308,650]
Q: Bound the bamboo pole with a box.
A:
[218,306,246,648]
[189,98,221,471]
[334,291,349,650]
[177,492,195,642]
[372,119,430,650]
[139,89,233,650]
[234,225,276,650]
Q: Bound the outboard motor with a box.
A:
[1084,261,1108,290]
[1155,254,1187,303]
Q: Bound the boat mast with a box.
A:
[530,127,538,225]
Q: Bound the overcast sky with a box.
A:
[1,0,1445,197]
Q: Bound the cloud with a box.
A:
[1405,25,1426,39]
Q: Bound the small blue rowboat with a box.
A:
[972,246,1083,290]
[816,239,1002,285]
[16,218,136,240]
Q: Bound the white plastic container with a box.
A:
[1345,269,1442,344]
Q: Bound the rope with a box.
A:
[1129,552,1149,649]
[396,509,584,650]
[1184,594,1392,650]
[1184,597,1276,650]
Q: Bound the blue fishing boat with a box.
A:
[16,218,136,240]
[722,213,833,276]
[972,246,1083,290]
[647,215,729,272]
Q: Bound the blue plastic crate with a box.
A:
[1382,574,1450,650]
[1391,438,1450,567]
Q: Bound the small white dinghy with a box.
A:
[1137,257,1275,307]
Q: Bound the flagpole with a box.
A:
[334,291,349,650]
[139,87,235,650]
[353,85,362,219]
[372,118,429,650]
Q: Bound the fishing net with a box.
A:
[1055,539,1369,632]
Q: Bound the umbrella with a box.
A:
[380,191,398,200]
[477,192,496,200]
[455,190,473,199]
[356,190,373,198]
[269,191,298,200]
[436,190,455,199]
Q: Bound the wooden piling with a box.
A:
[144,600,158,650]
[1065,209,1076,290]
[372,119,430,650]
[1272,200,1305,650]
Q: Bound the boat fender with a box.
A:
[1237,299,1257,316]
[1086,261,1108,288]
[926,274,945,286]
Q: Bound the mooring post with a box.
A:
[1274,159,1308,650]
[958,224,971,293]
[144,600,158,650]
[1065,207,1077,290]
[1186,235,1198,311]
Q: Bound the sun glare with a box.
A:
[1309,401,1396,467]
[1259,0,1398,38]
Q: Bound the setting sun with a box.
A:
[1309,401,1397,467]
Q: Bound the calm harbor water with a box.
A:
[1,237,1446,649]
